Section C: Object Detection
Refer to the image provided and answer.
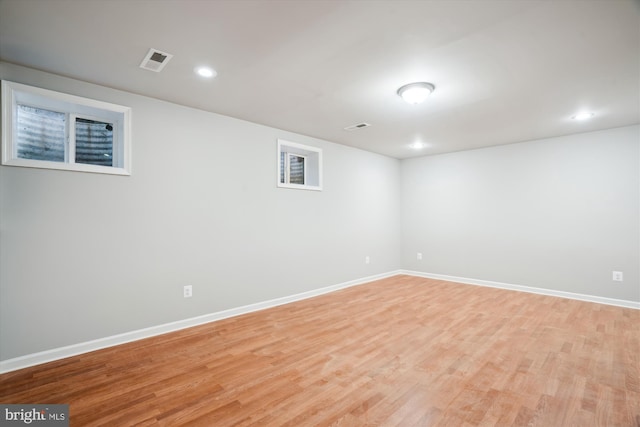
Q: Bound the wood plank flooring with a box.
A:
[1,275,638,426]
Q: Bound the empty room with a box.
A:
[0,0,638,426]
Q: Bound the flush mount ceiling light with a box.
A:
[195,66,217,78]
[410,141,426,149]
[571,112,594,121]
[397,82,435,105]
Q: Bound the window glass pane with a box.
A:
[75,118,113,167]
[16,104,65,162]
[280,151,285,183]
[289,154,305,185]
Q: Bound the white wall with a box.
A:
[0,63,402,360]
[401,125,640,302]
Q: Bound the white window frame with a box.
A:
[277,139,322,191]
[1,80,132,175]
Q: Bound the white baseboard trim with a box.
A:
[3,269,636,373]
[0,270,402,374]
[401,270,640,310]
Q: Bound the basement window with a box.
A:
[1,80,131,175]
[277,139,322,191]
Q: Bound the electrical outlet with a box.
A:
[183,285,193,298]
[417,252,423,260]
[612,271,623,282]
[365,256,370,264]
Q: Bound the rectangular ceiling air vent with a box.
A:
[344,122,371,131]
[139,48,173,72]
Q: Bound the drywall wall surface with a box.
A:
[0,62,402,360]
[401,125,640,303]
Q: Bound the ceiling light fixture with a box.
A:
[397,82,435,105]
[195,66,217,78]
[410,142,426,150]
[571,112,594,121]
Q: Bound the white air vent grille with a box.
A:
[140,48,173,72]
[343,122,371,131]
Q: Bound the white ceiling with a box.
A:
[1,0,638,159]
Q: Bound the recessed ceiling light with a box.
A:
[397,82,435,105]
[571,112,594,121]
[195,66,217,78]
[410,142,426,149]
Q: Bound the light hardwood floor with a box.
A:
[1,275,638,426]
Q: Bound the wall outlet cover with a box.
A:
[183,285,193,298]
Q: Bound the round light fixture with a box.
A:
[410,142,426,149]
[195,66,217,78]
[571,112,594,121]
[397,82,435,104]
